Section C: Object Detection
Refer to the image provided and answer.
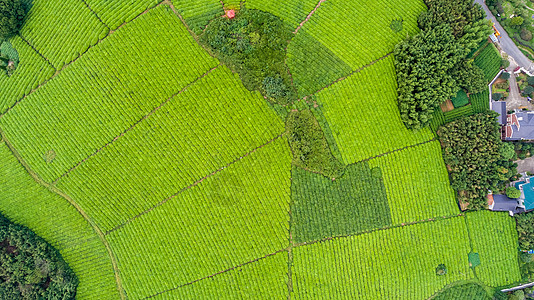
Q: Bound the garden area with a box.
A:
[487,0,534,53]
[493,72,511,101]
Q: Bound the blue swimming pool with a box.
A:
[516,179,534,210]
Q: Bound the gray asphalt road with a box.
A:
[475,0,534,72]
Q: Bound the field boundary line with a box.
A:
[0,0,166,120]
[106,132,286,235]
[293,0,325,35]
[18,33,56,70]
[293,213,465,249]
[78,0,110,30]
[53,64,221,184]
[299,52,393,101]
[0,128,126,300]
[143,249,288,299]
[352,137,437,165]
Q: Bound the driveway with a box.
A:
[475,0,534,72]
[516,155,534,174]
[505,60,534,110]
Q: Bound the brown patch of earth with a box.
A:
[440,100,454,112]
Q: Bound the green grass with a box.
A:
[56,65,285,232]
[0,142,119,299]
[316,56,434,164]
[368,141,458,224]
[172,0,224,35]
[474,43,502,83]
[466,211,521,287]
[452,90,469,108]
[287,29,353,98]
[152,252,288,299]
[291,217,473,299]
[19,0,109,68]
[107,137,292,299]
[291,162,391,243]
[85,0,160,30]
[0,36,55,115]
[0,5,219,184]
[245,0,317,28]
[292,0,425,70]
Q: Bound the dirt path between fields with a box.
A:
[293,0,325,34]
[52,64,220,184]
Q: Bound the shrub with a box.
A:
[512,16,525,26]
[451,89,469,108]
[523,85,534,97]
[390,18,403,33]
[492,93,503,100]
[521,28,533,41]
[435,264,447,275]
[501,72,511,80]
[0,0,27,40]
[506,186,521,198]
[502,59,510,69]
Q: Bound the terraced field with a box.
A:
[0,0,521,299]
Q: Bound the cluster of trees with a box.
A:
[395,0,492,129]
[512,141,534,160]
[438,112,518,209]
[0,213,78,299]
[286,109,343,178]
[200,8,296,105]
[0,0,27,40]
[516,212,534,284]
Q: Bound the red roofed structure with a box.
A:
[226,10,235,19]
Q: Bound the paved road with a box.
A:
[475,0,534,72]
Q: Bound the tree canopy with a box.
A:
[438,112,517,209]
[0,0,27,40]
[395,0,492,129]
[0,213,78,299]
[200,8,296,105]
[418,0,485,37]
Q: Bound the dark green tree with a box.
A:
[523,85,534,97]
[501,72,511,80]
[0,213,78,299]
[0,0,27,40]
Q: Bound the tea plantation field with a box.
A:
[0,0,521,299]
